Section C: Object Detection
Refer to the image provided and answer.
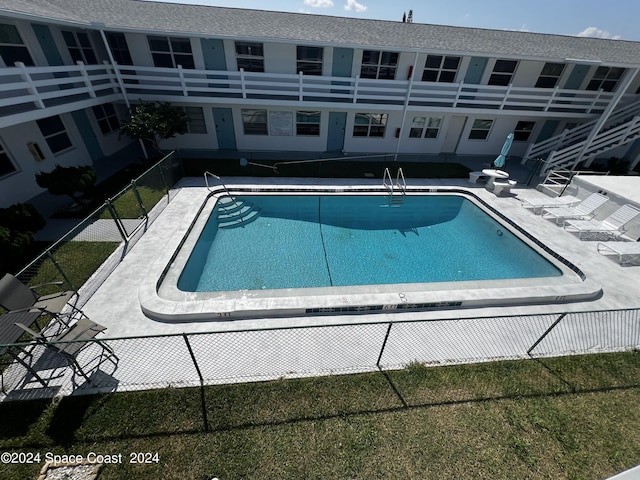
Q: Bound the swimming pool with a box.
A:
[178,194,561,292]
[146,186,600,320]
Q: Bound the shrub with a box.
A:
[35,164,96,204]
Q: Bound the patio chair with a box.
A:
[541,192,609,224]
[597,241,640,265]
[519,194,581,214]
[14,316,117,385]
[563,204,640,240]
[0,273,78,321]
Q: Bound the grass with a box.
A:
[100,185,167,220]
[19,241,120,293]
[1,351,639,479]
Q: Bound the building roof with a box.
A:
[2,0,640,66]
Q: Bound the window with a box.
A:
[360,50,399,80]
[296,111,320,136]
[106,32,133,65]
[148,36,194,69]
[183,107,207,134]
[513,121,535,141]
[468,119,493,140]
[36,116,72,154]
[0,23,34,66]
[422,55,461,83]
[488,59,518,86]
[92,104,120,135]
[242,109,268,135]
[0,140,17,178]
[409,116,442,139]
[62,31,97,64]
[586,66,625,92]
[235,42,264,72]
[535,63,565,88]
[296,46,323,75]
[353,113,387,137]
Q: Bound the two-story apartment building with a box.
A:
[2,0,640,214]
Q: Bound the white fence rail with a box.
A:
[524,99,640,163]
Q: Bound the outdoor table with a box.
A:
[481,168,510,189]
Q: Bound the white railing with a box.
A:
[0,60,122,128]
[541,115,640,174]
[1,62,630,126]
[523,99,640,162]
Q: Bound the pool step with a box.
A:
[217,200,261,228]
[388,194,404,206]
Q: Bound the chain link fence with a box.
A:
[4,307,637,401]
[14,152,181,305]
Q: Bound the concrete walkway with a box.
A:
[3,173,640,402]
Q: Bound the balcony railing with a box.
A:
[0,62,631,126]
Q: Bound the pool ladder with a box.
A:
[383,167,406,206]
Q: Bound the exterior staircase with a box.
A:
[523,99,640,175]
[216,197,261,228]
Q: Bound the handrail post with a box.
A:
[77,61,96,98]
[240,68,247,99]
[16,61,45,109]
[177,64,188,96]
[298,71,304,101]
[131,179,148,218]
[105,199,129,242]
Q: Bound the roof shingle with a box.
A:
[1,0,639,65]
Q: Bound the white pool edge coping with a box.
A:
[138,184,602,321]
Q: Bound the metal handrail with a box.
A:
[382,167,393,194]
[204,171,234,199]
[396,167,406,194]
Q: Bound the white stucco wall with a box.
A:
[0,113,91,207]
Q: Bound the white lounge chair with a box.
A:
[541,192,608,224]
[563,204,640,240]
[597,241,640,265]
[519,195,581,214]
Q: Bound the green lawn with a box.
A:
[1,352,639,479]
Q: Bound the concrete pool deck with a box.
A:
[80,175,640,337]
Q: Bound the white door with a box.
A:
[441,116,467,154]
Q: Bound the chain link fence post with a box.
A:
[130,179,148,218]
[104,199,129,243]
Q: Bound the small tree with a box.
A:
[119,101,190,157]
[35,164,96,204]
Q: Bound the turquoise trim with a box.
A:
[201,38,227,70]
[464,57,488,84]
[332,48,353,77]
[31,24,63,66]
[71,110,104,161]
[327,112,347,152]
[212,108,237,150]
[536,120,560,143]
[563,64,590,90]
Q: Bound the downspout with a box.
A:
[95,24,149,159]
[574,67,640,166]
[394,51,419,161]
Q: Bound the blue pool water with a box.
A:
[178,194,562,292]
